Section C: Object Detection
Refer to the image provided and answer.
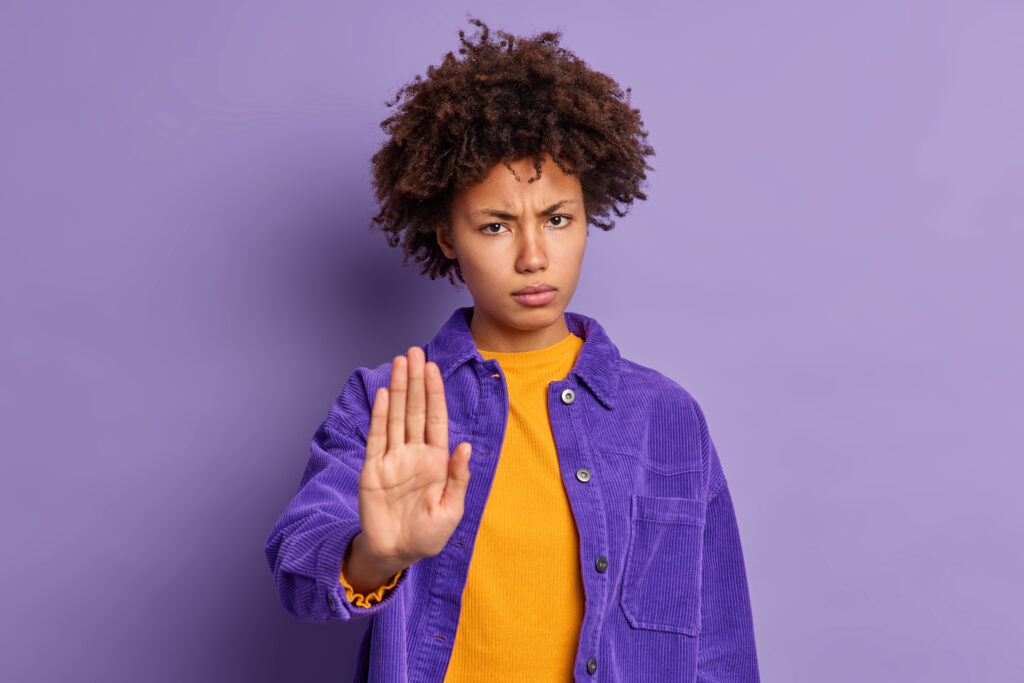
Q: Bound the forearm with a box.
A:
[696,484,760,682]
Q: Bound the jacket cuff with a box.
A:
[317,521,409,619]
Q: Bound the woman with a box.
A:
[265,16,760,682]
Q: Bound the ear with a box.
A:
[435,223,456,260]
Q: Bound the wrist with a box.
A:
[342,532,411,594]
[356,531,411,574]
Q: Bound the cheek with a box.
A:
[554,236,586,262]
[461,256,507,289]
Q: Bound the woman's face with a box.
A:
[435,152,588,352]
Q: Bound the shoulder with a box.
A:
[323,358,398,438]
[616,356,701,414]
[612,356,719,484]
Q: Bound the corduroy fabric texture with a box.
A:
[265,306,760,682]
[337,332,587,673]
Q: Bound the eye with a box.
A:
[477,215,573,234]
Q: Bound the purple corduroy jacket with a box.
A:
[265,306,760,682]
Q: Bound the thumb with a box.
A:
[441,442,472,509]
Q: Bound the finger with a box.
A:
[441,442,472,511]
[424,360,448,449]
[387,355,407,452]
[405,346,426,444]
[366,386,388,461]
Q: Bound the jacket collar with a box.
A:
[425,306,620,410]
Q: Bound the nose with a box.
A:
[516,227,548,272]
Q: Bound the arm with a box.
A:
[694,400,760,682]
[339,531,405,607]
[697,483,760,682]
[264,371,410,622]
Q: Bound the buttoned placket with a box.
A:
[550,374,608,679]
[404,307,624,680]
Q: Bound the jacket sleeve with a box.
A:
[694,402,761,682]
[264,368,410,622]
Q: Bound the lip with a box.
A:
[511,288,557,307]
[511,284,556,295]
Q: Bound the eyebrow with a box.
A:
[470,199,579,220]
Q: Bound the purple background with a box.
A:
[2,1,1021,681]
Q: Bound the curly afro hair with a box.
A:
[368,15,656,286]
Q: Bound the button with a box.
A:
[327,592,338,612]
[576,467,591,482]
[587,657,597,674]
[595,555,608,573]
[560,388,576,404]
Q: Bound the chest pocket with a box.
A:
[619,494,706,636]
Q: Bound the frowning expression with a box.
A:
[435,152,588,352]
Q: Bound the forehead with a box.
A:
[455,154,582,207]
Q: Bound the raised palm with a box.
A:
[356,345,472,568]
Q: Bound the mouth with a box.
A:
[511,287,557,307]
[511,284,556,295]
